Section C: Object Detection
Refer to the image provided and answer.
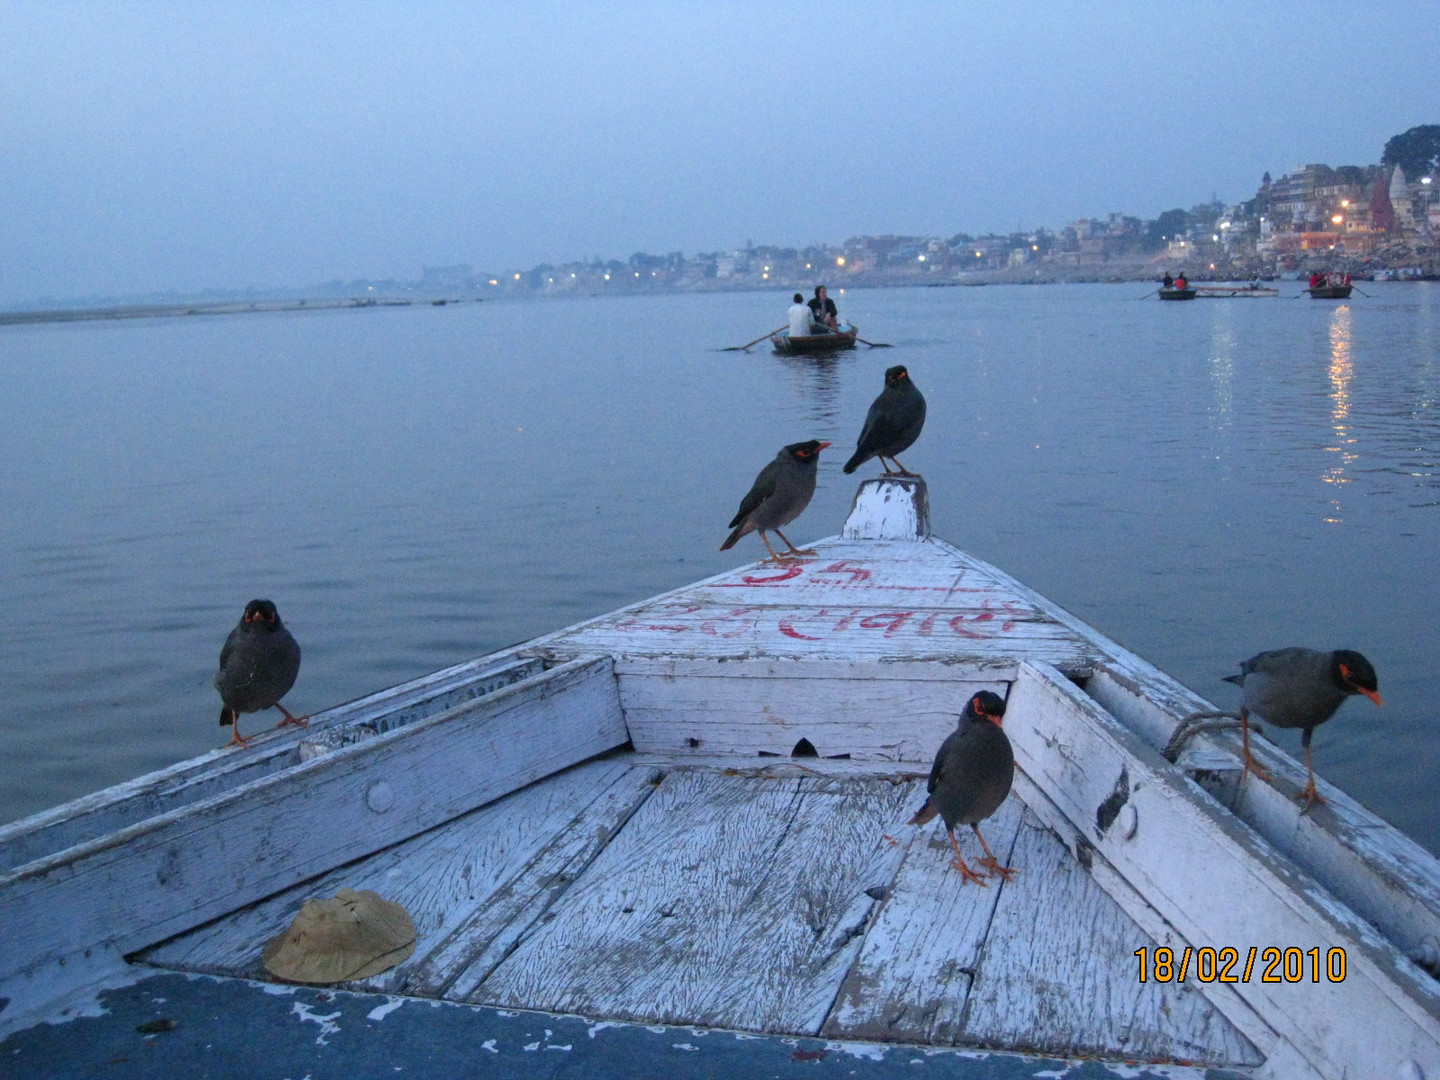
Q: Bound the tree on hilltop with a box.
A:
[1382,125,1440,179]
[1143,208,1190,251]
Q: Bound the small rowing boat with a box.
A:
[1158,286,1197,300]
[1307,284,1354,299]
[771,324,859,354]
[1194,284,1279,299]
[2,479,1437,1078]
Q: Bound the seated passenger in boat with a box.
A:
[1162,272,1174,288]
[808,285,839,332]
[1173,274,1188,289]
[787,293,813,338]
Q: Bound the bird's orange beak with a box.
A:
[818,441,832,450]
[1361,688,1383,706]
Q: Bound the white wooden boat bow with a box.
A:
[1,477,1436,1080]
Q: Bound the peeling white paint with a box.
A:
[825,1039,887,1062]
[672,1043,698,1051]
[291,1002,342,1046]
[586,1021,622,1039]
[480,1039,497,1053]
[1101,1065,1211,1079]
[365,997,405,1022]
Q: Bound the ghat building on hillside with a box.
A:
[1250,162,1437,260]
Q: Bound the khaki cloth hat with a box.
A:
[262,888,416,983]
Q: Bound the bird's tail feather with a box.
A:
[719,524,747,551]
[1221,674,1243,686]
[842,449,866,474]
[220,706,235,727]
[908,800,938,826]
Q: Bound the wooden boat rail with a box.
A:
[0,654,549,874]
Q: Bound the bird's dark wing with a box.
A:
[926,729,960,794]
[853,396,892,457]
[217,627,240,674]
[728,458,781,528]
[1230,648,1310,683]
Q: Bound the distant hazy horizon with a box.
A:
[2,3,1436,307]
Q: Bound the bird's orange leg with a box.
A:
[877,455,898,475]
[1239,707,1272,783]
[225,716,253,749]
[947,828,989,887]
[274,703,310,729]
[972,824,1016,882]
[1297,743,1327,812]
[773,528,816,557]
[758,531,794,565]
[888,455,920,478]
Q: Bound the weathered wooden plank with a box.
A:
[139,757,654,996]
[633,755,930,782]
[1006,661,1440,1079]
[614,656,1009,761]
[1088,664,1440,976]
[1010,768,1296,1072]
[400,763,660,999]
[552,613,1094,666]
[961,808,1260,1065]
[0,656,627,1027]
[531,539,1101,670]
[0,655,544,874]
[474,771,919,1034]
[821,797,1026,1044]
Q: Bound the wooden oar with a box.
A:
[854,335,891,348]
[1351,285,1374,297]
[1137,288,1159,300]
[723,326,786,351]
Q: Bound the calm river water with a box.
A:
[1,284,1436,852]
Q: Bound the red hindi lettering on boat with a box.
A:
[948,614,986,639]
[738,564,805,585]
[699,607,758,637]
[859,612,915,636]
[778,616,823,641]
[813,560,872,585]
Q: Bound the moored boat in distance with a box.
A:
[1193,283,1280,298]
[771,324,859,354]
[1,478,1438,1079]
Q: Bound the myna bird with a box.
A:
[1224,648,1381,810]
[843,364,926,476]
[910,690,1016,885]
[215,599,305,748]
[719,440,830,563]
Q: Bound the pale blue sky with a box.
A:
[2,2,1435,304]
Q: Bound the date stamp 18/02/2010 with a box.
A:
[1135,945,1347,984]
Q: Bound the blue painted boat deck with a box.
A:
[2,971,1239,1080]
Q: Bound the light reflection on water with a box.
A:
[0,283,1437,855]
[1324,305,1355,522]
